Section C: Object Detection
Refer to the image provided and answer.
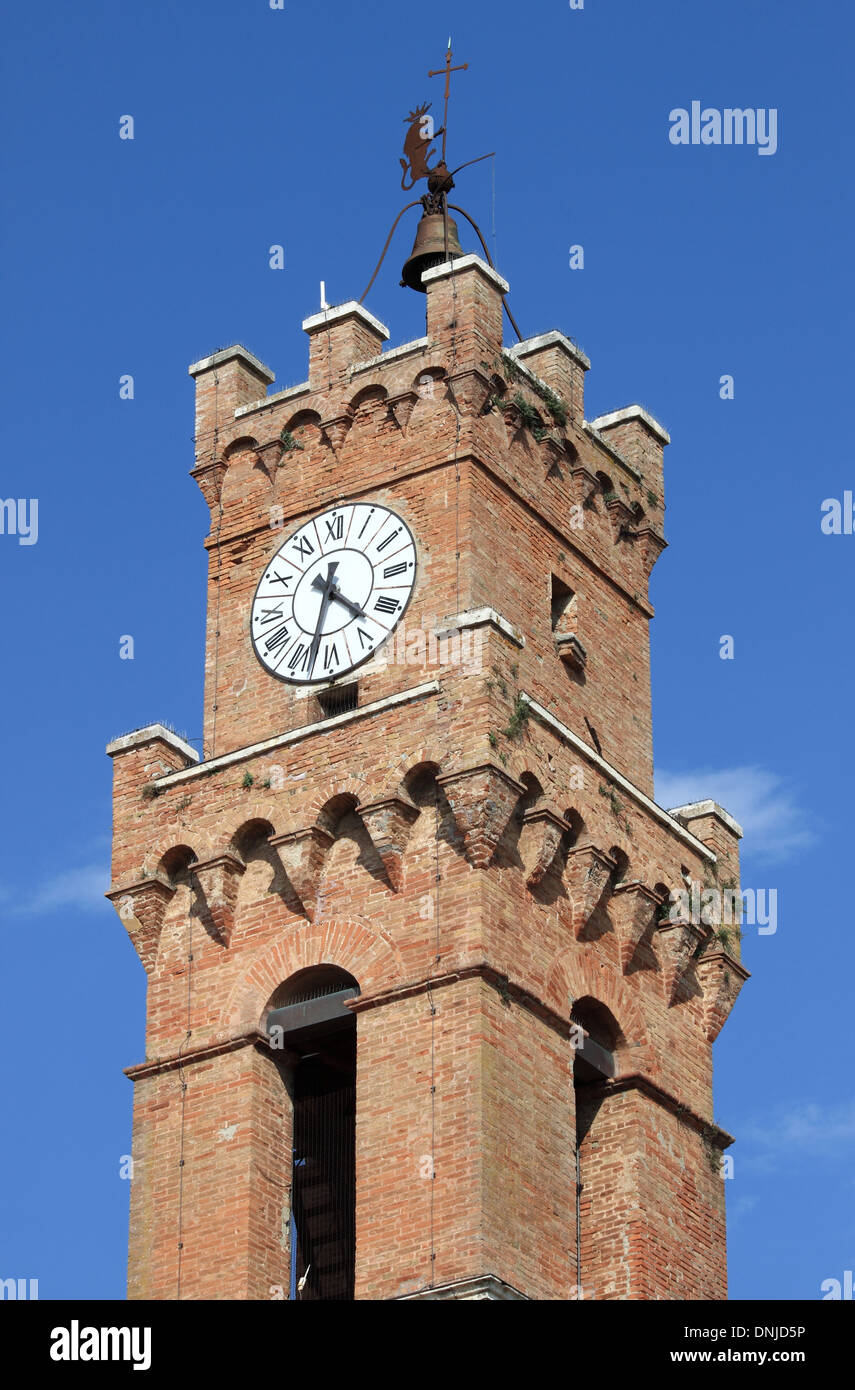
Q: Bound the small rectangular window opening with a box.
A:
[551,575,577,631]
[317,683,358,720]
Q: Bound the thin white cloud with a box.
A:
[727,1195,757,1227]
[759,1102,855,1151]
[734,1100,855,1176]
[7,864,110,917]
[654,765,817,861]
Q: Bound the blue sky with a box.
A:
[1,0,852,1300]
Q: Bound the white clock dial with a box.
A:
[250,503,417,684]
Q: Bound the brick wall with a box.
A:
[109,255,745,1300]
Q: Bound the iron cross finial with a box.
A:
[428,41,468,164]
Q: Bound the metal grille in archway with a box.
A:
[291,1030,356,1300]
[266,969,359,1301]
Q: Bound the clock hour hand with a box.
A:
[310,574,367,621]
[307,562,339,675]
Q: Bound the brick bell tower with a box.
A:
[107,189,749,1300]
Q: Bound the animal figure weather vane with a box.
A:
[400,41,467,189]
[360,40,522,338]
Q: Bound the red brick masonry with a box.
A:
[108,257,747,1300]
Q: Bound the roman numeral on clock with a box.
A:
[376,527,402,553]
[257,605,284,625]
[267,570,291,588]
[374,595,401,615]
[293,535,314,560]
[264,623,291,654]
[287,643,310,671]
[382,562,408,578]
[323,644,339,670]
[325,514,343,541]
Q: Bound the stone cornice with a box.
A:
[350,961,581,1040]
[398,1274,528,1300]
[434,607,525,647]
[669,799,744,840]
[421,253,510,294]
[188,344,274,383]
[234,379,310,420]
[587,1072,734,1149]
[590,404,671,446]
[125,984,732,1150]
[124,1030,263,1080]
[106,723,199,764]
[521,695,717,863]
[150,680,440,790]
[301,300,390,340]
[507,330,591,372]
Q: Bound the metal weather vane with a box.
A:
[429,40,468,166]
[400,103,442,190]
[360,40,522,339]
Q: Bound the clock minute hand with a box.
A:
[307,562,338,675]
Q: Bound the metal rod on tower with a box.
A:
[429,39,468,166]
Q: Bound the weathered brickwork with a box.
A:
[108,254,747,1301]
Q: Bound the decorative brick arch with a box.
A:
[220,915,403,1033]
[304,776,371,820]
[391,747,464,789]
[221,800,284,845]
[141,834,207,880]
[222,434,260,459]
[544,948,652,1074]
[347,382,389,415]
[507,759,547,793]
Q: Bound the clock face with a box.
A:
[250,503,418,684]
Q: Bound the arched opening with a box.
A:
[157,844,197,885]
[563,808,585,846]
[571,996,619,1092]
[654,880,674,922]
[571,996,621,1299]
[413,366,446,402]
[230,818,274,861]
[517,771,544,815]
[608,845,630,888]
[265,965,359,1301]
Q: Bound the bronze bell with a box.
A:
[400,212,464,292]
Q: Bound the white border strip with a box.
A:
[507,329,590,372]
[188,345,274,382]
[301,300,389,339]
[235,380,310,420]
[590,405,670,446]
[521,694,716,862]
[351,336,431,375]
[153,681,440,790]
[106,723,199,763]
[434,607,525,648]
[421,254,510,294]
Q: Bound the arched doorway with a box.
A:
[265,966,359,1300]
